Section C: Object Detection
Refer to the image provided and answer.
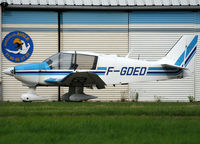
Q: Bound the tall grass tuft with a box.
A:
[188,96,195,103]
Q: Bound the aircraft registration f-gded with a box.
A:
[3,35,198,102]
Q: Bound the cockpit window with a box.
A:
[44,52,98,70]
[44,52,74,70]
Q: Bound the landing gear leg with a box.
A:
[21,86,47,102]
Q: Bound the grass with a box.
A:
[0,102,200,144]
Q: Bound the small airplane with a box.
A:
[3,35,198,102]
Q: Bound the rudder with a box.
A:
[161,35,198,73]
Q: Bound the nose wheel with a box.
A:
[21,87,47,102]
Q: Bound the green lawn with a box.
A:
[0,102,200,144]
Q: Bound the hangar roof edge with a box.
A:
[1,0,200,10]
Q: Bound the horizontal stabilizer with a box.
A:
[161,64,187,70]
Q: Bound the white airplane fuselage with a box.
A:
[14,52,183,87]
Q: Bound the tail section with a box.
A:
[160,35,198,74]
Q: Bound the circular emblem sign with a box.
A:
[2,31,34,63]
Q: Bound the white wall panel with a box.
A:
[61,11,129,101]
[2,11,58,101]
[61,31,129,101]
[2,31,59,101]
[0,6,1,82]
[194,13,200,101]
[129,11,196,102]
[195,33,200,101]
[129,32,195,102]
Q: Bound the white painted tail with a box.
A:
[160,35,198,74]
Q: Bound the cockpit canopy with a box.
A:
[44,52,98,70]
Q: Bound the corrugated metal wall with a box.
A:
[61,11,129,101]
[0,6,2,101]
[2,11,58,101]
[195,12,200,102]
[129,11,197,102]
[1,10,199,102]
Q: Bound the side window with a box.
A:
[76,54,97,70]
[60,53,74,69]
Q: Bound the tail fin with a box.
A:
[160,35,198,73]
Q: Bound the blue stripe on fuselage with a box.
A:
[15,70,106,76]
[148,67,176,71]
[147,69,183,76]
[97,67,107,70]
[15,71,73,75]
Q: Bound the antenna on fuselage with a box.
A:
[125,52,131,58]
[138,54,140,60]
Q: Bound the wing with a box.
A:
[45,72,106,89]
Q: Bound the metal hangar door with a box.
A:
[60,11,129,101]
[129,11,199,102]
[2,11,58,101]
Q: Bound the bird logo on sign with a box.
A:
[6,38,30,55]
[2,31,34,63]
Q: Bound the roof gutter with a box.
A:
[3,4,200,11]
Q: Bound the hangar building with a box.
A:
[0,0,200,102]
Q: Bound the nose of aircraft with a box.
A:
[3,67,15,76]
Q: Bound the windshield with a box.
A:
[44,52,74,70]
[44,52,98,70]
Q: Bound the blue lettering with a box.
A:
[120,67,127,75]
[107,67,114,75]
[140,67,147,75]
[127,67,134,75]
[119,67,147,76]
[133,67,140,75]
